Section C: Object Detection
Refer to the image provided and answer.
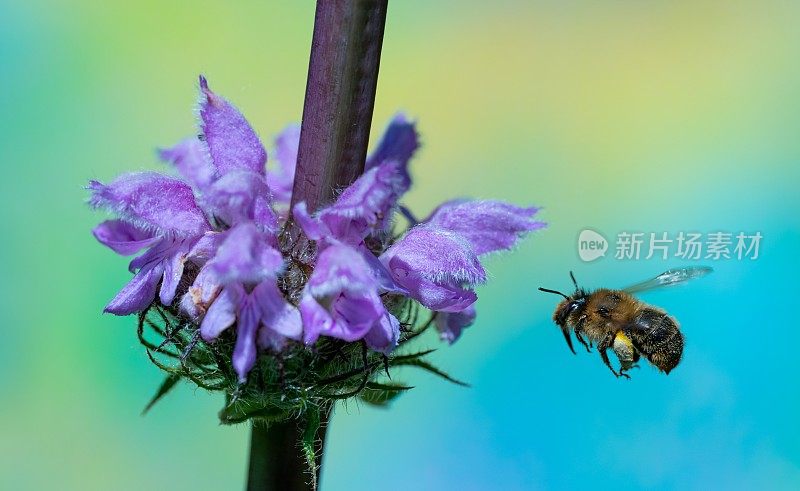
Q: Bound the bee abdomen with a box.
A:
[626,308,684,374]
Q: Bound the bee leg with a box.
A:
[574,328,591,353]
[560,326,576,355]
[628,350,641,370]
[574,316,591,352]
[598,333,630,379]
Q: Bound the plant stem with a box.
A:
[254,1,388,489]
[246,406,332,491]
[247,420,307,491]
[290,0,389,213]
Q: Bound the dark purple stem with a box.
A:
[290,0,389,213]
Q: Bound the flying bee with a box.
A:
[538,267,712,379]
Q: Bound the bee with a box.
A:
[538,267,712,378]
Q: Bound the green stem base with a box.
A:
[246,410,331,491]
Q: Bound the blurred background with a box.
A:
[2,1,799,489]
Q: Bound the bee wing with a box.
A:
[622,266,713,294]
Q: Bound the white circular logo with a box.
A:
[578,229,608,262]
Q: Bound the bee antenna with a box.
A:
[538,287,569,300]
[569,271,579,290]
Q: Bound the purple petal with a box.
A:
[435,305,476,345]
[357,243,404,293]
[408,280,477,313]
[92,220,158,256]
[159,137,216,190]
[306,244,375,298]
[300,244,386,344]
[159,249,187,306]
[128,237,174,273]
[233,294,259,382]
[88,172,210,236]
[198,75,266,176]
[103,263,164,315]
[318,161,407,244]
[380,225,485,312]
[330,292,385,340]
[254,281,302,350]
[382,225,486,284]
[201,170,270,227]
[200,284,242,341]
[426,200,545,255]
[301,291,384,345]
[185,231,225,266]
[365,113,419,193]
[254,196,279,239]
[364,313,401,353]
[267,124,300,203]
[292,202,325,241]
[179,265,222,320]
[207,222,283,285]
[125,237,195,304]
[299,291,334,345]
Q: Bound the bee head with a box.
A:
[539,271,588,326]
[552,295,587,326]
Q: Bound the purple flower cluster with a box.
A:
[89,76,544,382]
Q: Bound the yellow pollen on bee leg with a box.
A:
[614,332,634,350]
